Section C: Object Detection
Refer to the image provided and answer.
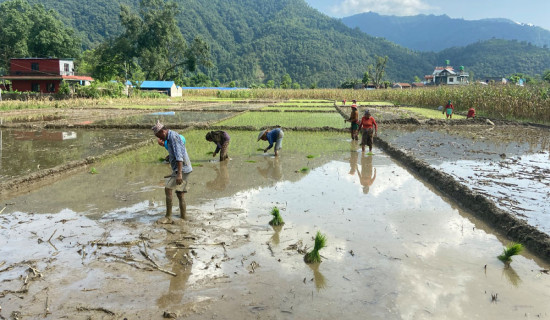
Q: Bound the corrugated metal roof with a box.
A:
[140,81,175,89]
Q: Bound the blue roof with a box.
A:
[140,81,175,89]
[180,87,248,90]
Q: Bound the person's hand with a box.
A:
[212,152,217,158]
[263,148,268,153]
[176,173,183,185]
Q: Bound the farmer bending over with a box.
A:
[359,110,378,153]
[205,130,230,161]
[152,121,192,222]
[258,127,284,157]
[467,107,476,119]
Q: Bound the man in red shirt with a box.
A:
[358,110,378,153]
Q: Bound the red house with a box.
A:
[0,58,93,93]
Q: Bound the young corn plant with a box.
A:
[304,231,327,264]
[269,207,284,226]
[497,242,523,264]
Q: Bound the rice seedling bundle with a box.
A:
[304,231,327,264]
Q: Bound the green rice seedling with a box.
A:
[306,155,317,159]
[206,151,214,155]
[269,206,284,226]
[304,231,327,264]
[89,167,98,174]
[245,160,256,163]
[191,163,204,167]
[257,148,265,152]
[300,167,309,173]
[497,242,523,264]
[158,157,166,162]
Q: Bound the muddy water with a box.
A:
[1,136,549,319]
[0,128,148,180]
[380,125,550,235]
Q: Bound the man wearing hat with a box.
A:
[258,127,284,157]
[152,121,192,221]
[345,100,359,140]
[358,109,378,153]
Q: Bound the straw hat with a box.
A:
[257,129,268,141]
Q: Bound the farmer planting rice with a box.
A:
[258,127,284,157]
[205,130,231,161]
[344,101,359,141]
[152,121,192,222]
[358,109,378,153]
[157,133,185,163]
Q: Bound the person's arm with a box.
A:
[373,118,378,135]
[176,161,183,184]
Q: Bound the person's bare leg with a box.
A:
[165,188,173,218]
[176,191,186,219]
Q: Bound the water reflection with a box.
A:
[270,225,283,245]
[348,142,359,176]
[157,239,193,309]
[13,130,77,141]
[257,157,283,181]
[206,160,230,191]
[502,265,522,287]
[308,263,327,291]
[357,154,376,194]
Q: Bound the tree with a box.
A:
[413,76,421,83]
[372,55,388,88]
[362,69,372,86]
[0,0,80,73]
[93,0,212,81]
[281,73,292,89]
[266,80,275,88]
[543,70,550,83]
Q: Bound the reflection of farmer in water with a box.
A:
[157,243,192,310]
[206,160,230,191]
[257,157,283,181]
[348,148,359,176]
[357,154,376,194]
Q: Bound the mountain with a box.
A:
[341,12,550,52]
[2,0,550,85]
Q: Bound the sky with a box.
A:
[304,0,550,31]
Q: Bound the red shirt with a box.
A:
[359,116,377,130]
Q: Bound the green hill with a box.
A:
[2,0,550,86]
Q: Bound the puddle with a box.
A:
[381,125,550,234]
[1,134,549,319]
[0,128,147,180]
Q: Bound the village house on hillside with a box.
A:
[0,58,93,93]
[425,66,469,85]
[392,82,412,89]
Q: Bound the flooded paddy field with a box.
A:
[90,110,238,127]
[0,128,148,180]
[1,130,550,319]
[380,124,550,235]
[216,111,346,129]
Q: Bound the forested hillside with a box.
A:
[341,12,550,52]
[1,0,550,86]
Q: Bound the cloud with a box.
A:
[330,0,433,16]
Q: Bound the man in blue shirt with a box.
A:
[257,127,284,157]
[152,121,192,221]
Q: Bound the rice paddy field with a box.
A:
[1,97,550,319]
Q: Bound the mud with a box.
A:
[2,141,550,319]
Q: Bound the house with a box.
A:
[392,83,412,89]
[411,82,425,88]
[425,66,469,85]
[139,81,182,97]
[0,58,93,93]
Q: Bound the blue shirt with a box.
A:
[166,130,192,175]
[266,128,282,150]
[164,134,185,150]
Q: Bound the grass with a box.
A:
[269,207,284,226]
[497,242,523,264]
[216,111,345,128]
[402,107,466,119]
[304,231,327,264]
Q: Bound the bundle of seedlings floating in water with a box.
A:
[304,231,326,264]
[497,242,523,264]
[89,167,98,174]
[269,206,284,226]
